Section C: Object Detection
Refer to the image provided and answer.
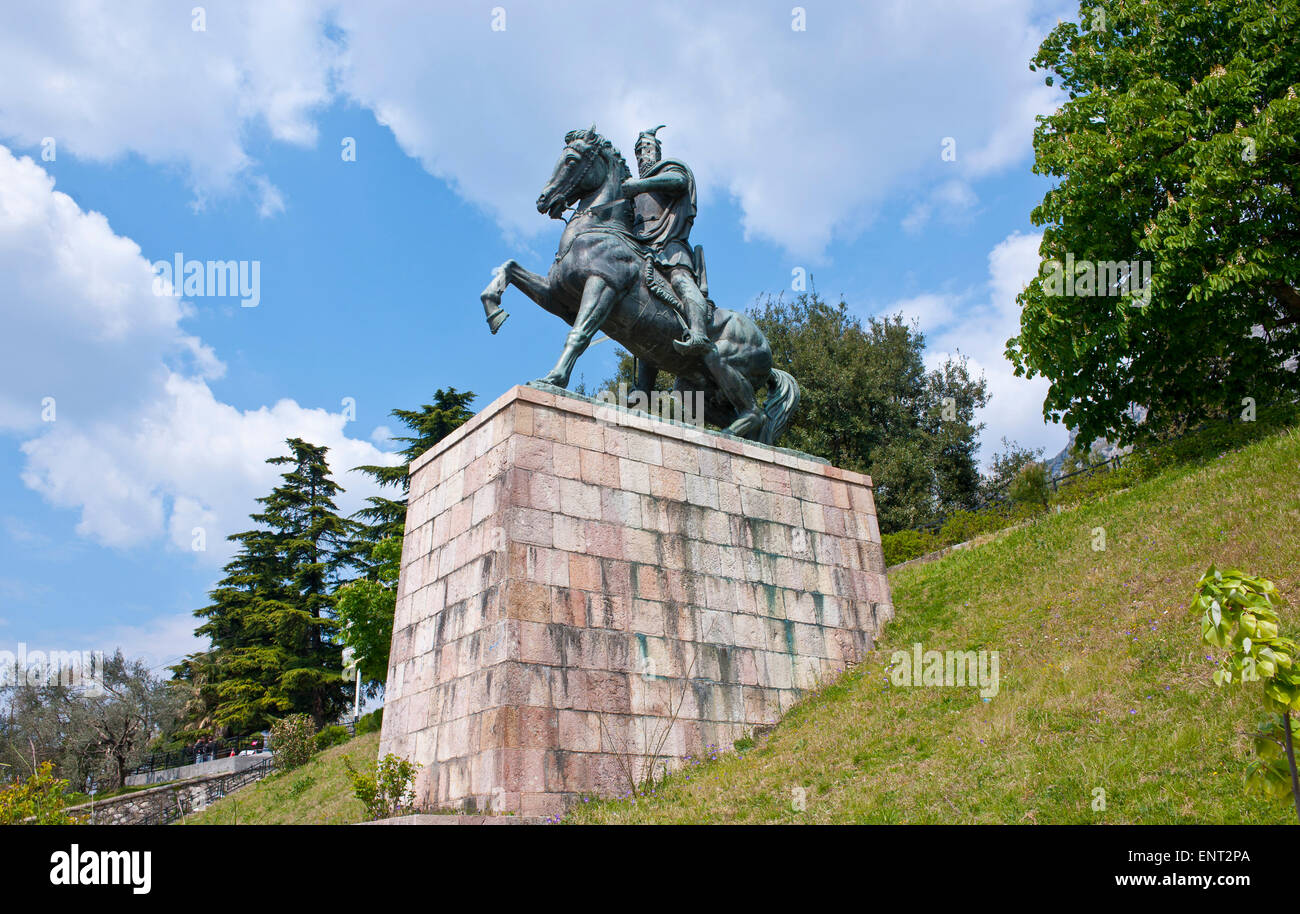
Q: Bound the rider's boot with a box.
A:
[671,280,715,357]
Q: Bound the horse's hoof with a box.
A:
[725,410,764,440]
[485,306,509,335]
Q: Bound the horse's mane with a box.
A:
[565,127,630,184]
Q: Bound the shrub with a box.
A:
[1008,461,1050,508]
[355,708,384,736]
[343,753,420,821]
[0,762,83,825]
[314,725,352,753]
[1194,567,1300,822]
[880,528,940,566]
[269,714,315,772]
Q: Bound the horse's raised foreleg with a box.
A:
[480,259,552,334]
[537,275,618,388]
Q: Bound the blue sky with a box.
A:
[0,0,1074,671]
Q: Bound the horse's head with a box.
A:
[537,127,626,219]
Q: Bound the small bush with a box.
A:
[270,714,315,772]
[343,753,420,821]
[355,708,384,735]
[1009,461,1050,508]
[881,528,940,566]
[0,762,83,825]
[314,725,352,753]
[287,774,317,799]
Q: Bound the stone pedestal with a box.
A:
[378,384,893,817]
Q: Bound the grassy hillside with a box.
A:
[568,425,1300,823]
[184,731,379,825]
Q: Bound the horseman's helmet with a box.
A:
[635,125,666,162]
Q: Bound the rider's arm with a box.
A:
[621,169,687,198]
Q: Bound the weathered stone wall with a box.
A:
[379,384,893,817]
[67,761,270,825]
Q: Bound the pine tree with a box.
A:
[348,388,476,572]
[178,438,354,733]
[334,390,476,694]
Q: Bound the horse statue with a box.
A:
[478,127,799,445]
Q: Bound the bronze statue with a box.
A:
[626,126,711,358]
[479,126,799,444]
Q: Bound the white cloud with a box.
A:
[0,0,1062,258]
[0,149,222,434]
[253,176,287,219]
[877,230,1066,467]
[902,179,980,234]
[0,145,398,562]
[0,1,335,206]
[334,1,1060,259]
[0,613,205,673]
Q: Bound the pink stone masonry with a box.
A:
[378,385,893,818]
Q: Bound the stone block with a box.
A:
[380,385,892,814]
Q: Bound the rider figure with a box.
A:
[621,126,714,357]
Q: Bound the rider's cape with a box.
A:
[633,158,697,266]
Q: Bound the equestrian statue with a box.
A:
[479,126,799,445]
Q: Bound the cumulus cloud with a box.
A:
[0,1,336,207]
[0,0,1062,258]
[334,0,1060,258]
[876,231,1066,467]
[0,145,397,561]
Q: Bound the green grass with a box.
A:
[183,731,379,825]
[568,424,1300,823]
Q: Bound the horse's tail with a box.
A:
[759,369,800,446]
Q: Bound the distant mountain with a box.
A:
[1043,405,1147,478]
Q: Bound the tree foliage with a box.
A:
[177,438,353,733]
[0,652,180,793]
[751,293,990,532]
[350,388,476,564]
[1008,0,1300,447]
[335,536,400,692]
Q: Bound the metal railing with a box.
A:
[137,758,276,825]
[902,399,1299,536]
[131,719,356,777]
[130,735,269,777]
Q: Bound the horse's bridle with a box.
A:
[549,142,598,219]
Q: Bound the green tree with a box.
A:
[984,437,1045,497]
[178,438,354,733]
[335,536,401,692]
[0,652,179,793]
[336,389,475,694]
[1008,461,1051,509]
[751,293,990,532]
[349,388,476,573]
[84,652,182,790]
[1008,0,1300,448]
